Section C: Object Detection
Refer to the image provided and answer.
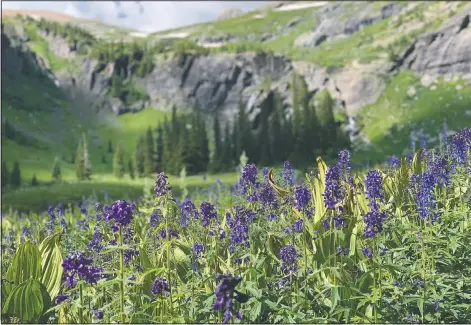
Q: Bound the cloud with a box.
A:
[2,1,266,32]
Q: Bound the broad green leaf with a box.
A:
[4,240,42,299]
[39,233,64,299]
[2,278,51,323]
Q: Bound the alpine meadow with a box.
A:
[1,1,471,324]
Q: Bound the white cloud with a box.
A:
[2,1,266,32]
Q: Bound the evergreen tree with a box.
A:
[128,159,135,180]
[144,127,155,176]
[315,89,337,154]
[101,154,107,164]
[155,125,164,173]
[178,119,191,173]
[269,91,284,163]
[113,144,125,179]
[82,133,92,180]
[257,104,271,165]
[161,117,172,173]
[2,161,9,188]
[290,72,311,167]
[232,118,240,164]
[210,113,223,172]
[222,122,233,171]
[134,135,145,177]
[10,161,21,188]
[75,138,85,180]
[31,174,39,186]
[237,97,253,162]
[51,156,61,182]
[108,139,113,153]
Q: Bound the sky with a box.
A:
[2,1,267,33]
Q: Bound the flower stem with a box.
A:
[79,283,84,324]
[119,226,125,324]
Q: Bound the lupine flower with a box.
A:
[415,172,438,222]
[154,172,171,197]
[152,277,170,296]
[80,206,88,215]
[192,242,204,271]
[362,247,374,258]
[280,245,297,272]
[267,213,277,221]
[420,135,427,149]
[427,153,450,186]
[47,206,56,221]
[258,182,279,209]
[181,199,199,227]
[149,209,161,227]
[54,294,69,305]
[240,164,258,188]
[323,166,344,210]
[364,170,384,203]
[292,218,304,232]
[87,228,104,253]
[393,281,405,287]
[95,203,102,213]
[135,265,142,272]
[363,210,387,238]
[227,206,256,251]
[128,274,136,286]
[213,272,244,324]
[92,310,104,320]
[159,228,180,240]
[338,149,352,178]
[283,161,295,187]
[104,200,135,229]
[388,156,400,169]
[124,247,140,265]
[413,279,424,287]
[60,218,67,231]
[200,202,218,227]
[262,167,269,178]
[451,128,471,167]
[21,227,31,238]
[294,185,311,211]
[62,252,106,287]
[433,300,440,313]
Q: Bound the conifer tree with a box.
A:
[155,125,164,173]
[113,144,125,179]
[10,161,21,188]
[210,113,223,172]
[257,104,271,165]
[134,135,145,177]
[82,133,92,180]
[2,161,9,188]
[128,159,135,180]
[237,97,253,162]
[75,138,85,180]
[101,154,106,164]
[31,174,39,186]
[315,89,337,154]
[161,117,172,173]
[178,119,191,173]
[269,91,284,163]
[51,156,61,182]
[144,127,155,176]
[108,139,113,153]
[222,122,233,171]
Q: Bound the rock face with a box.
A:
[216,8,243,21]
[392,5,471,85]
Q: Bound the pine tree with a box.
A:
[257,104,271,165]
[51,156,61,182]
[269,91,284,163]
[144,127,155,176]
[178,119,191,173]
[237,97,253,162]
[2,161,9,188]
[210,113,223,172]
[128,159,135,180]
[161,117,172,174]
[82,133,92,180]
[75,138,85,180]
[315,89,337,154]
[10,161,21,188]
[108,139,113,153]
[31,174,39,186]
[134,135,145,177]
[113,144,125,179]
[155,125,164,173]
[101,154,107,164]
[221,122,233,171]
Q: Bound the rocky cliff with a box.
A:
[3,1,471,125]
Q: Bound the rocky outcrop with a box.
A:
[217,8,243,21]
[392,4,471,85]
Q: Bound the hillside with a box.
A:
[1,1,471,211]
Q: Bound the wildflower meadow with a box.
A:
[1,128,470,324]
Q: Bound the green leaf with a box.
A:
[4,240,42,299]
[250,300,262,322]
[39,233,64,299]
[2,278,51,323]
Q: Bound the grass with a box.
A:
[356,71,471,163]
[1,172,240,213]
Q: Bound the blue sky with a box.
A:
[2,1,266,33]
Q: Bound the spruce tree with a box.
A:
[144,127,155,176]
[315,89,337,154]
[108,139,113,153]
[155,125,164,173]
[161,117,172,174]
[210,113,223,172]
[128,159,135,180]
[257,104,271,165]
[31,174,39,186]
[269,91,284,163]
[237,97,253,162]
[82,133,92,180]
[222,122,233,171]
[75,138,85,180]
[178,119,191,174]
[134,135,145,177]
[51,156,61,182]
[199,118,210,173]
[101,154,107,164]
[10,161,21,188]
[113,144,125,179]
[2,161,9,188]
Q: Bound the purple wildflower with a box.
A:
[200,202,218,227]
[154,172,172,197]
[103,200,135,229]
[54,294,69,305]
[283,161,295,187]
[280,245,297,272]
[181,199,198,227]
[294,185,311,211]
[323,166,344,210]
[152,277,170,296]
